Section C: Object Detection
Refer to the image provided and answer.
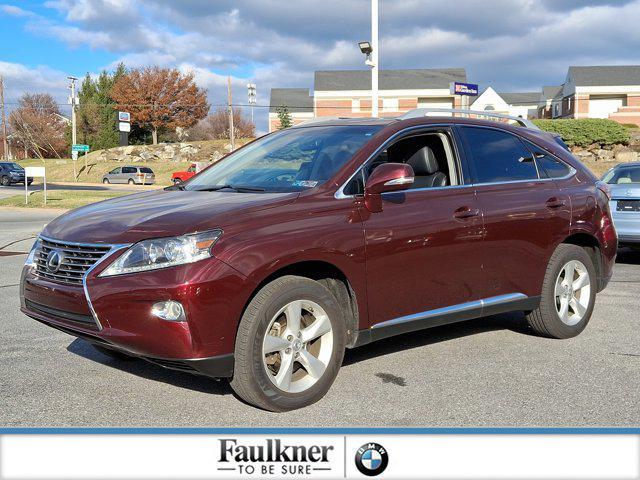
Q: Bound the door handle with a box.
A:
[453,206,480,220]
[545,197,566,209]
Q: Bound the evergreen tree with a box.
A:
[76,63,127,151]
[276,105,293,129]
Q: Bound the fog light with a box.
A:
[152,301,186,322]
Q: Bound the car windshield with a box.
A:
[185,125,382,192]
[602,166,640,184]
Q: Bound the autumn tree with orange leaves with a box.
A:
[111,67,209,144]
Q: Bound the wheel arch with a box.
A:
[240,260,361,348]
[560,231,604,291]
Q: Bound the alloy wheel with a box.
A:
[262,300,334,393]
[554,260,591,326]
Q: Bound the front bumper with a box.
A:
[23,310,235,378]
[21,250,251,378]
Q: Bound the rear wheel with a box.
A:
[230,275,346,412]
[525,244,596,339]
[128,178,135,185]
[1,176,10,186]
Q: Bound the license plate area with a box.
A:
[617,200,640,212]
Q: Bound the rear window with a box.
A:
[140,167,153,174]
[460,126,538,183]
[603,166,640,184]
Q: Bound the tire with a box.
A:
[102,178,110,184]
[230,275,346,412]
[128,179,135,185]
[27,181,33,186]
[525,244,597,339]
[92,344,135,361]
[172,178,182,185]
[1,176,10,186]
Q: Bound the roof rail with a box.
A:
[397,108,540,130]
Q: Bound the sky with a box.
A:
[1,0,639,133]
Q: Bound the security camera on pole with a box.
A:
[358,0,378,117]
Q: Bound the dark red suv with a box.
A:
[20,113,617,411]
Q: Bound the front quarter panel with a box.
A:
[213,191,369,329]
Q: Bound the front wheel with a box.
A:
[525,244,596,339]
[1,176,10,186]
[230,275,346,412]
[102,178,110,184]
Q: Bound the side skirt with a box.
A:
[352,293,540,348]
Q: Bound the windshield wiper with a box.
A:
[192,184,267,193]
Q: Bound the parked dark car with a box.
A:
[601,162,640,247]
[0,162,33,186]
[20,113,617,411]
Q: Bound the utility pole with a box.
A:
[227,75,235,151]
[371,0,379,118]
[68,76,78,180]
[0,75,8,159]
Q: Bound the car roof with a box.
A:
[289,115,540,133]
[614,161,640,168]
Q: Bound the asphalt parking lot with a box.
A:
[1,209,639,427]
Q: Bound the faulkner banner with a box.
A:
[1,433,638,479]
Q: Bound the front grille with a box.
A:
[34,238,112,286]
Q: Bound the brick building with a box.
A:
[538,66,640,125]
[269,68,466,132]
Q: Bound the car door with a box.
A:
[121,166,135,183]
[107,167,120,183]
[353,127,485,334]
[457,125,571,302]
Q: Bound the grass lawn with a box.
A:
[0,189,131,209]
[17,158,192,186]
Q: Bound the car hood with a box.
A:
[609,183,640,200]
[42,189,299,244]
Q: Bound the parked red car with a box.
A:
[20,112,617,411]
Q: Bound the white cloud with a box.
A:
[3,0,640,131]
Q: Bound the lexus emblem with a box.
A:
[46,249,64,273]
[627,189,633,197]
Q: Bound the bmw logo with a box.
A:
[46,249,65,273]
[355,443,388,477]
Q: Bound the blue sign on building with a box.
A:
[451,82,479,96]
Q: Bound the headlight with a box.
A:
[99,230,222,277]
[25,237,41,268]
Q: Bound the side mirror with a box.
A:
[364,163,414,213]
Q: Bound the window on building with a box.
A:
[382,98,399,112]
[567,97,572,112]
[352,99,361,113]
[459,127,539,183]
[484,105,495,111]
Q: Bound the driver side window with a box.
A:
[343,130,459,195]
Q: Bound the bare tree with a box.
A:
[188,107,255,140]
[8,93,68,159]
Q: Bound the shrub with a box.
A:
[532,118,630,147]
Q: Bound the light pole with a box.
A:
[358,0,378,117]
[247,83,257,125]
